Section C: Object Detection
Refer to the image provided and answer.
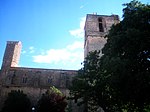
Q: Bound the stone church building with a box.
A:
[0,14,119,111]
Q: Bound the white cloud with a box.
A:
[29,46,34,50]
[69,17,86,38]
[32,41,84,66]
[67,41,83,50]
[29,46,35,53]
[32,16,86,69]
[80,3,88,9]
[21,50,26,54]
[80,5,84,9]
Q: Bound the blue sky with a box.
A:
[0,0,149,70]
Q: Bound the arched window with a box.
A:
[47,75,53,84]
[98,18,104,32]
[48,78,52,84]
[22,74,27,83]
[22,77,27,83]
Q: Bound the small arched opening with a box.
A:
[98,18,104,32]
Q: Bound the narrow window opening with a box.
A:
[98,18,104,32]
[48,78,52,83]
[22,77,27,83]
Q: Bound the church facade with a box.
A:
[0,14,119,111]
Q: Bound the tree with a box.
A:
[37,86,67,112]
[70,0,150,111]
[101,0,150,111]
[70,51,102,112]
[1,90,31,112]
[70,51,116,112]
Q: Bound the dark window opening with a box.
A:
[11,73,16,84]
[48,78,52,83]
[98,18,104,32]
[22,77,27,83]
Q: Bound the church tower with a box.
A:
[1,41,22,70]
[84,14,119,57]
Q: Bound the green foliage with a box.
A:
[102,0,150,111]
[70,51,104,111]
[65,99,73,112]
[37,86,67,112]
[70,0,150,112]
[49,86,63,96]
[1,90,31,112]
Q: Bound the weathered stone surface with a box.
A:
[0,14,119,112]
[1,41,22,69]
[2,67,76,89]
[84,14,119,57]
[0,41,78,111]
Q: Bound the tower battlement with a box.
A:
[1,41,22,70]
[84,14,120,57]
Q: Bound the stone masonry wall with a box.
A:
[84,14,119,57]
[0,14,119,112]
[0,40,80,111]
[0,67,77,111]
[3,67,76,89]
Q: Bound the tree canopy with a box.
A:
[37,86,67,112]
[70,51,102,112]
[1,90,31,112]
[69,0,150,112]
[102,0,150,110]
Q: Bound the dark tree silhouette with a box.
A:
[1,90,31,112]
[37,86,67,112]
[70,0,150,111]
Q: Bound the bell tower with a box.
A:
[84,14,119,57]
[1,41,22,70]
